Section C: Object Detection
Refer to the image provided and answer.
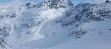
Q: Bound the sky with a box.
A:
[0,0,108,5]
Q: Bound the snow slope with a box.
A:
[48,19,111,49]
[0,0,111,49]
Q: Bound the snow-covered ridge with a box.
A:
[0,0,111,49]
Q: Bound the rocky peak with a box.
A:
[21,0,74,9]
[47,0,74,9]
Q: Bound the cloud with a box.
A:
[94,0,111,3]
[71,0,107,4]
[0,0,25,8]
[95,0,106,3]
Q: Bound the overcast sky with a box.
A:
[0,0,109,4]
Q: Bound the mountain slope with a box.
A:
[0,0,111,49]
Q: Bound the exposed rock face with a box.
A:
[0,38,7,49]
[105,0,111,3]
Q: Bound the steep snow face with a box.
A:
[0,0,111,49]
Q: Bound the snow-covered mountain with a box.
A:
[0,0,111,49]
